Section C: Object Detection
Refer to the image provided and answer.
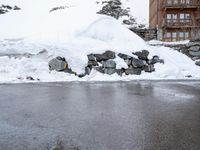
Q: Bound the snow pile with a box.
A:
[0,0,200,83]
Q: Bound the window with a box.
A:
[173,0,178,4]
[180,0,191,4]
[166,14,178,24]
[167,0,172,4]
[179,13,191,23]
[178,31,190,40]
[172,32,177,38]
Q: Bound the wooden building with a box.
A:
[149,0,200,41]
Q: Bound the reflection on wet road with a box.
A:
[0,81,200,150]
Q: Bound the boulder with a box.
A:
[187,42,200,47]
[102,60,116,68]
[103,50,116,59]
[116,69,124,76]
[195,61,200,66]
[133,50,149,60]
[143,65,155,73]
[132,58,145,68]
[88,60,99,66]
[189,51,200,57]
[85,66,92,75]
[87,54,96,61]
[118,53,132,60]
[94,50,115,62]
[125,67,142,75]
[48,57,68,71]
[149,56,164,64]
[95,66,105,74]
[189,46,200,51]
[104,68,116,75]
[124,59,132,66]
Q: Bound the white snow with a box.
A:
[0,0,200,83]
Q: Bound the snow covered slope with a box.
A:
[0,0,200,83]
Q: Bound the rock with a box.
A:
[102,60,116,68]
[132,58,145,68]
[191,57,200,61]
[118,53,132,60]
[133,50,149,60]
[190,38,200,42]
[143,65,155,73]
[85,66,91,75]
[124,59,132,66]
[189,46,200,51]
[116,69,124,76]
[48,57,68,71]
[104,68,116,75]
[88,60,99,66]
[195,61,200,66]
[87,54,96,61]
[189,51,200,57]
[185,75,192,78]
[125,67,142,75]
[64,68,77,75]
[103,50,116,59]
[13,6,21,10]
[149,56,164,64]
[26,76,34,81]
[95,66,104,74]
[187,42,200,47]
[94,50,115,62]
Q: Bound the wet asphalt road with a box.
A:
[0,81,200,150]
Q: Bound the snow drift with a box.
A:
[0,0,200,83]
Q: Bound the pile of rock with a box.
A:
[0,4,20,14]
[48,50,164,77]
[186,38,200,66]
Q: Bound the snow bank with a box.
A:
[0,0,200,83]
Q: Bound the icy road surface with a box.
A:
[0,81,200,150]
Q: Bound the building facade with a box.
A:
[149,0,200,41]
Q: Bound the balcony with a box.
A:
[163,19,194,28]
[164,0,200,9]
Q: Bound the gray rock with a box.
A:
[85,66,91,75]
[124,59,132,66]
[95,67,104,74]
[116,69,124,76]
[48,57,68,71]
[125,67,142,75]
[118,53,132,60]
[195,61,200,66]
[94,50,115,62]
[88,60,98,66]
[104,68,116,75]
[132,58,145,68]
[189,51,200,57]
[102,60,116,68]
[143,65,155,73]
[189,46,200,51]
[103,50,116,59]
[87,54,96,61]
[149,56,164,64]
[190,38,200,42]
[133,50,149,60]
[26,76,34,81]
[187,42,200,47]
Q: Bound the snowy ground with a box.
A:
[0,0,200,83]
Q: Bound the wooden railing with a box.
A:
[164,19,193,27]
[164,0,200,8]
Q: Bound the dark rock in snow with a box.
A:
[132,58,145,68]
[48,57,68,71]
[26,76,34,81]
[195,61,200,66]
[88,60,99,67]
[102,60,116,68]
[87,54,96,61]
[118,53,132,60]
[94,50,115,62]
[95,66,104,74]
[189,46,200,52]
[143,65,155,73]
[133,50,149,60]
[125,67,142,75]
[189,51,200,57]
[104,68,116,75]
